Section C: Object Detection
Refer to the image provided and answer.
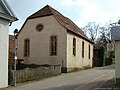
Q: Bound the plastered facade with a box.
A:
[115,40,120,84]
[0,19,9,88]
[67,33,93,71]
[17,16,67,67]
[17,15,93,72]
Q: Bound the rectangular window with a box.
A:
[24,39,30,57]
[82,41,84,58]
[50,36,57,55]
[89,45,90,59]
[73,38,76,56]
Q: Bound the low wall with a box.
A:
[10,65,61,83]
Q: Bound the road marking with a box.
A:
[74,71,114,90]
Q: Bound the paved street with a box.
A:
[1,65,115,90]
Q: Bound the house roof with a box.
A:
[0,0,18,22]
[20,5,93,44]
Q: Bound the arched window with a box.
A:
[24,39,30,57]
[89,44,90,59]
[50,36,57,55]
[73,38,76,56]
[82,41,84,58]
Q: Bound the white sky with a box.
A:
[7,0,120,35]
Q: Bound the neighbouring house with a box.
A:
[0,0,17,88]
[111,26,120,84]
[17,5,93,72]
[9,35,15,59]
[115,40,120,84]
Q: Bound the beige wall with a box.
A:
[67,33,93,70]
[17,16,67,66]
[115,40,120,83]
[0,19,9,88]
[18,15,93,72]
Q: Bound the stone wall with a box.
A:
[10,65,61,83]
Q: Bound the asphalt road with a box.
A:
[2,65,115,90]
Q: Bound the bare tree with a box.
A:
[98,22,111,43]
[83,22,100,42]
[94,22,112,51]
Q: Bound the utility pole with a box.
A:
[13,29,18,86]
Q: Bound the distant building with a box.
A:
[17,5,93,72]
[9,35,15,59]
[111,26,120,40]
[115,40,120,84]
[0,0,17,88]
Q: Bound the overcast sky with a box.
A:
[7,0,120,35]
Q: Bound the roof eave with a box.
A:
[0,12,18,22]
[1,0,17,18]
[67,29,94,44]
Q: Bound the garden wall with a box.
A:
[10,65,61,83]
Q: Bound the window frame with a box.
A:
[73,38,76,56]
[50,35,57,56]
[82,41,84,58]
[89,44,90,59]
[24,39,30,57]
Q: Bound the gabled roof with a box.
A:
[0,0,18,22]
[20,5,93,43]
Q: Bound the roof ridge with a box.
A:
[28,5,53,19]
[65,17,86,35]
[46,5,54,14]
[48,8,88,38]
[20,5,93,43]
[48,5,65,17]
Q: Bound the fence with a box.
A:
[10,65,61,83]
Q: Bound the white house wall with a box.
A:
[0,19,9,88]
[67,32,93,71]
[17,16,67,66]
[115,40,120,84]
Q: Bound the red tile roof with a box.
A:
[20,5,93,43]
